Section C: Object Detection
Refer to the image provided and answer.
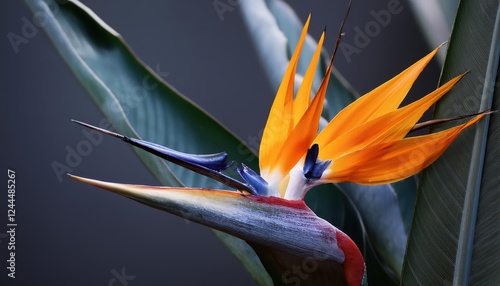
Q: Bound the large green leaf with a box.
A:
[239,0,358,121]
[407,0,459,65]
[239,0,412,280]
[402,0,500,285]
[339,183,405,278]
[392,176,418,233]
[265,0,359,121]
[24,0,271,284]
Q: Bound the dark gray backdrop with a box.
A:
[1,0,440,285]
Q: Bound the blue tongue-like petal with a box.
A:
[72,120,256,194]
[303,144,331,180]
[303,144,320,176]
[127,138,232,172]
[237,163,269,196]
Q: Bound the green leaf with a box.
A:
[342,193,398,286]
[407,0,458,65]
[305,184,402,285]
[240,0,358,121]
[24,0,271,284]
[339,183,406,278]
[240,0,409,280]
[392,176,418,233]
[402,0,500,285]
[335,186,399,286]
[305,184,346,228]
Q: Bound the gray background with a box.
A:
[1,0,441,285]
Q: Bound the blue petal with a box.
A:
[308,159,331,179]
[303,144,320,176]
[303,144,331,180]
[237,164,269,196]
[127,139,232,171]
[72,120,256,194]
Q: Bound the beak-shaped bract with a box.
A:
[71,175,364,286]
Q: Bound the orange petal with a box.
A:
[274,64,332,185]
[293,30,326,124]
[259,15,311,175]
[323,113,485,185]
[270,43,334,181]
[315,45,443,148]
[318,74,465,160]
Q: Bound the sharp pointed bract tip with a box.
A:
[72,120,123,139]
[69,174,92,183]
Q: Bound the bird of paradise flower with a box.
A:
[70,14,486,286]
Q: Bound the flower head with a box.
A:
[71,15,485,286]
[257,15,484,200]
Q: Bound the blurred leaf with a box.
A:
[402,0,500,285]
[305,184,346,228]
[339,183,406,279]
[408,0,458,65]
[341,186,398,286]
[392,176,418,233]
[25,0,271,284]
[240,0,358,121]
[240,0,408,280]
[265,0,358,120]
[307,183,397,286]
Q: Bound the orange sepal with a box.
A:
[315,45,443,147]
[323,113,485,185]
[259,14,311,175]
[318,74,465,160]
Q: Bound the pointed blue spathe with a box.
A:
[237,163,269,196]
[71,120,257,194]
[303,144,331,180]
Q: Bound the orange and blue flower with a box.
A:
[71,15,485,286]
